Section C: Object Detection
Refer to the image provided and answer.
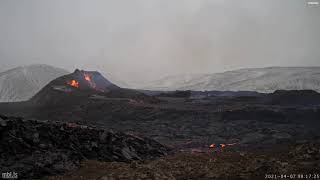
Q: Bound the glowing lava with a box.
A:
[83,73,96,88]
[67,80,79,88]
[209,144,216,148]
[84,73,91,81]
[209,143,238,149]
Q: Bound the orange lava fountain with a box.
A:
[67,80,79,88]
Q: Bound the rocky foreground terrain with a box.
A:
[0,115,169,179]
[45,141,320,180]
[2,114,319,180]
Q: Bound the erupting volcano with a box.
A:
[67,72,98,90]
[63,69,120,92]
[28,69,150,107]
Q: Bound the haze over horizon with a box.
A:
[0,0,319,84]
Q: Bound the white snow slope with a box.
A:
[0,64,69,102]
[142,67,320,93]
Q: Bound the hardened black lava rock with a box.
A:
[0,114,170,179]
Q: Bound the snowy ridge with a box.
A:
[0,64,69,102]
[142,67,320,93]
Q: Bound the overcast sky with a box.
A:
[0,0,319,83]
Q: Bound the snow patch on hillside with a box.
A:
[142,67,320,93]
[0,64,69,102]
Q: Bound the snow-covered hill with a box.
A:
[0,64,69,102]
[142,67,320,93]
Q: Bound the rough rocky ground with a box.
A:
[0,115,169,179]
[1,72,320,153]
[18,94,320,152]
[1,79,320,179]
[44,141,320,180]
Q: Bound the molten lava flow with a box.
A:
[209,143,238,149]
[209,144,216,148]
[67,80,79,88]
[221,143,238,148]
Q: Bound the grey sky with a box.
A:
[0,0,319,84]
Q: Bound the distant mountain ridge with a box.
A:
[142,67,320,93]
[0,64,69,102]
